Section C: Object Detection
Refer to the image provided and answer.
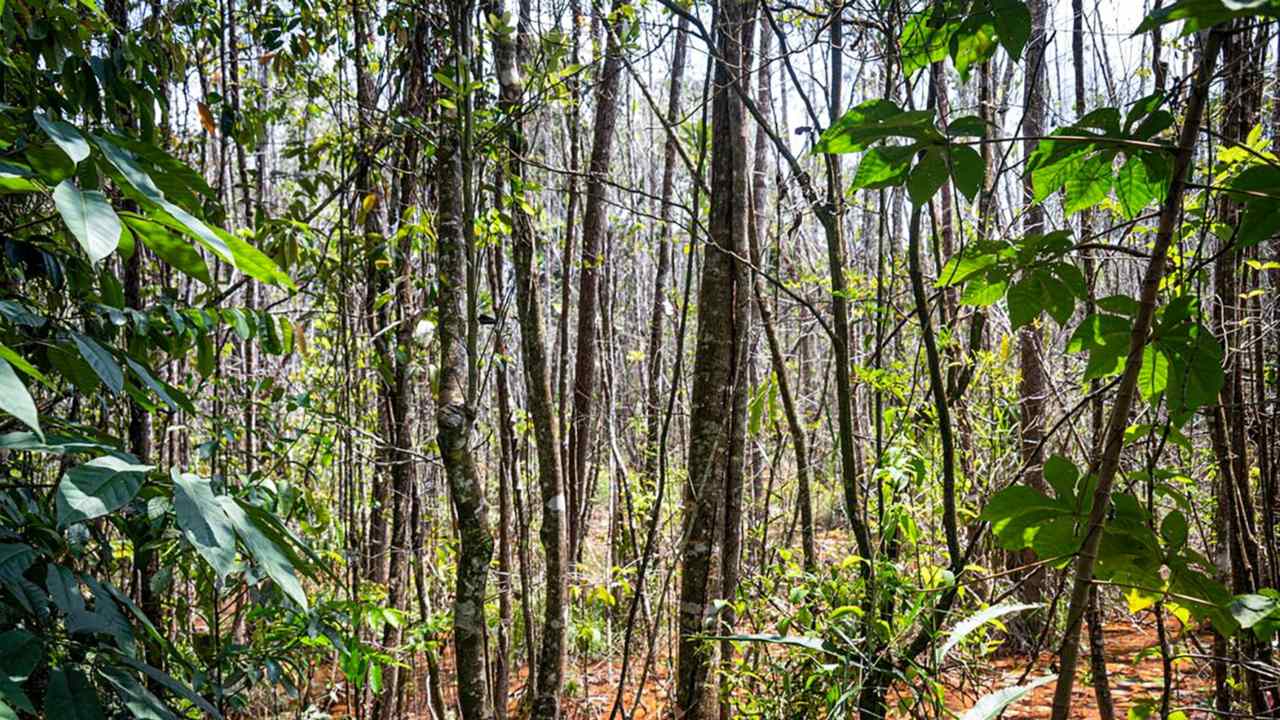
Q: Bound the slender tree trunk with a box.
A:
[107,0,163,689]
[645,16,689,480]
[1049,30,1223,720]
[568,0,628,565]
[371,13,428,719]
[487,2,569,716]
[747,20,813,572]
[676,0,751,716]
[1071,2,1113,715]
[439,7,493,720]
[1014,0,1049,641]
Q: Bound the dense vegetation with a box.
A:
[2,0,1280,718]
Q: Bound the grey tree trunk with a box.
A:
[438,6,493,720]
[568,0,628,565]
[486,2,569,717]
[676,0,751,717]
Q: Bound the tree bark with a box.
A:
[1049,30,1223,720]
[676,0,752,716]
[439,6,493,720]
[486,2,569,716]
[568,0,628,565]
[645,16,689,481]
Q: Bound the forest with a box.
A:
[3,0,1280,718]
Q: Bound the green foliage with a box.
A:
[1067,296,1223,425]
[898,0,1030,81]
[981,455,1241,635]
[816,98,987,207]
[1027,94,1174,219]
[1136,0,1280,34]
[937,230,1084,326]
[0,0,316,715]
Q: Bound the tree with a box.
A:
[437,5,494,719]
[676,0,752,717]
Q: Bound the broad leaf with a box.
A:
[172,471,237,579]
[907,147,948,205]
[121,214,212,286]
[960,675,1056,720]
[56,455,153,527]
[52,181,121,264]
[218,496,308,610]
[937,603,1042,663]
[33,113,90,166]
[44,667,105,720]
[0,545,35,582]
[0,359,41,439]
[70,333,123,394]
[0,630,41,682]
[851,145,914,190]
[98,666,177,720]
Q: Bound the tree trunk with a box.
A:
[568,0,628,565]
[1049,30,1223,720]
[1013,0,1049,644]
[486,2,569,716]
[439,7,493,720]
[676,0,751,716]
[645,16,689,481]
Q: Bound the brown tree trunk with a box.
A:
[439,7,493,720]
[486,2,569,716]
[676,0,751,717]
[746,20,813,572]
[645,16,689,481]
[372,12,428,719]
[1049,30,1223,720]
[1006,0,1049,652]
[568,0,628,565]
[1072,1,1113,716]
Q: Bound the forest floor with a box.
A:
[365,619,1210,719]
[534,622,1214,719]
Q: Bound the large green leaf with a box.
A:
[125,358,194,414]
[991,0,1031,58]
[98,666,177,720]
[1067,312,1132,379]
[56,455,153,528]
[172,471,237,579]
[1135,0,1280,34]
[44,667,105,720]
[33,113,90,166]
[0,630,41,682]
[0,359,41,440]
[0,676,32,715]
[52,181,121,264]
[816,100,939,154]
[70,333,123,394]
[1136,345,1170,402]
[0,545,35,584]
[851,145,915,190]
[907,146,949,206]
[899,6,954,78]
[949,144,985,201]
[937,603,1042,663]
[1062,154,1112,215]
[217,496,308,610]
[121,214,212,286]
[108,654,222,719]
[960,675,1056,720]
[93,136,233,263]
[1115,154,1162,219]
